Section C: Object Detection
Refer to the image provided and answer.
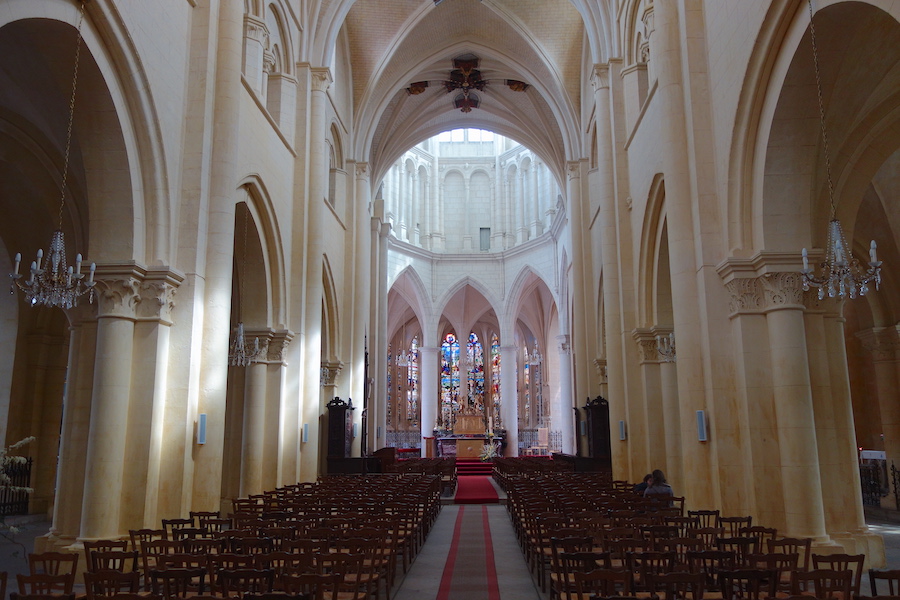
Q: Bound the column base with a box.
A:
[825,530,887,569]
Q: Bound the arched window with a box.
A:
[407,336,419,425]
[440,333,460,429]
[467,333,485,411]
[490,334,501,428]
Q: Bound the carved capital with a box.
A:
[243,15,269,44]
[320,360,343,386]
[262,49,276,73]
[642,2,656,38]
[136,280,177,323]
[266,330,294,363]
[761,272,805,309]
[593,358,608,383]
[355,162,370,180]
[591,64,610,90]
[724,277,763,315]
[633,328,659,363]
[566,161,580,181]
[95,278,141,319]
[310,68,332,93]
[557,335,571,355]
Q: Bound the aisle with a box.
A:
[455,475,500,504]
[393,504,544,600]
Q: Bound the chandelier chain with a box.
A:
[59,1,87,230]
[807,0,836,218]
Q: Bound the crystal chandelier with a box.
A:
[228,209,264,366]
[9,1,96,309]
[799,0,881,300]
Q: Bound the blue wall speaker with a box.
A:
[696,410,708,442]
[618,420,627,441]
[197,413,207,445]
[302,423,309,443]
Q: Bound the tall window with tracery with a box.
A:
[407,337,419,426]
[467,333,485,411]
[440,333,461,429]
[490,334,501,427]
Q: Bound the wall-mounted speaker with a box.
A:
[302,423,309,443]
[618,420,627,441]
[352,423,359,438]
[377,426,382,439]
[197,413,207,445]
[696,410,708,442]
[580,421,587,436]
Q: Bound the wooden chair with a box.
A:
[316,553,370,600]
[244,594,314,600]
[789,569,852,600]
[150,568,208,599]
[557,552,614,600]
[140,540,183,590]
[715,536,760,565]
[717,568,777,600]
[812,554,865,598]
[550,537,597,600]
[687,510,720,528]
[739,527,777,548]
[644,571,706,600]
[745,552,798,592]
[767,537,813,572]
[716,516,752,537]
[83,541,128,573]
[686,550,735,593]
[129,529,167,547]
[16,573,75,595]
[215,568,276,598]
[692,527,725,551]
[28,553,79,576]
[574,569,633,599]
[281,573,340,600]
[628,551,677,593]
[88,550,140,573]
[161,519,194,539]
[870,570,900,597]
[83,570,141,600]
[10,594,76,600]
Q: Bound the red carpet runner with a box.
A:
[454,475,499,504]
[437,506,501,600]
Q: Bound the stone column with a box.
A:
[762,273,828,540]
[419,346,439,451]
[650,0,714,507]
[658,340,682,488]
[48,305,96,545]
[568,160,594,424]
[529,162,540,237]
[351,163,372,457]
[192,0,243,510]
[241,357,268,496]
[298,67,332,481]
[634,329,665,473]
[592,64,627,478]
[500,345,519,456]
[266,331,293,486]
[556,335,575,454]
[80,276,139,540]
[373,222,391,449]
[123,273,181,531]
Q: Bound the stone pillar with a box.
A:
[266,331,293,486]
[658,342,682,488]
[123,273,181,531]
[419,346,439,448]
[351,163,372,457]
[298,67,332,481]
[567,160,594,426]
[592,64,627,478]
[762,273,828,541]
[634,329,665,473]
[556,335,575,454]
[80,277,139,540]
[373,222,391,449]
[240,359,268,496]
[192,0,243,511]
[49,305,97,545]
[500,345,519,456]
[529,162,540,238]
[650,0,714,507]
[267,73,297,145]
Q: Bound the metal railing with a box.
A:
[0,456,32,516]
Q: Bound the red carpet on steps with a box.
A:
[454,475,499,504]
[456,458,494,476]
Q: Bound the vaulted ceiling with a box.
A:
[339,0,593,185]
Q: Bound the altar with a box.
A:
[435,410,502,458]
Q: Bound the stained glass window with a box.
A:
[407,337,419,425]
[467,333,485,411]
[440,333,460,429]
[387,343,393,426]
[491,334,501,427]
